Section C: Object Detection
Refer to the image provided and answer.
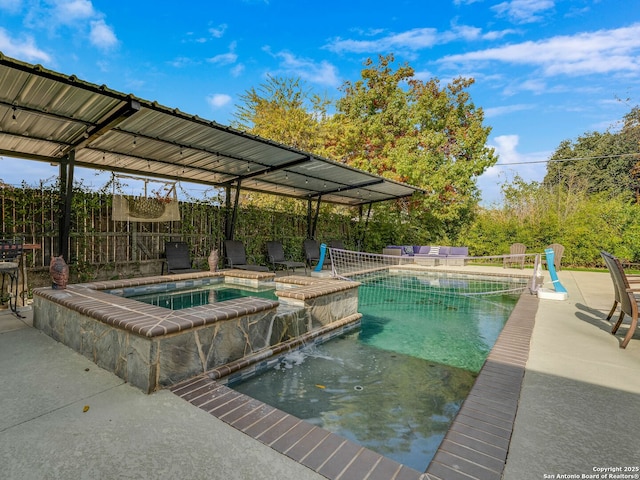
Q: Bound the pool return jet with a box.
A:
[533,248,568,301]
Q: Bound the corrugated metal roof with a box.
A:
[0,53,423,206]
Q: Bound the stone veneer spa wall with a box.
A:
[33,271,361,393]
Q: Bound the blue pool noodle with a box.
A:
[314,243,327,272]
[545,248,567,293]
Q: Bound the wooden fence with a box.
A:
[0,186,356,280]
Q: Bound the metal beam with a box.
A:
[310,195,322,240]
[358,202,373,250]
[58,151,75,260]
[0,147,66,164]
[306,198,312,239]
[0,99,93,127]
[307,178,385,198]
[228,155,312,183]
[226,180,242,241]
[60,99,141,156]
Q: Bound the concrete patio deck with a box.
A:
[1,269,639,479]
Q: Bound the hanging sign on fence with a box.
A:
[111,176,180,222]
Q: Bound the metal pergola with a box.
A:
[0,53,423,258]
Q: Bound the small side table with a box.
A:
[18,244,41,308]
[1,240,24,316]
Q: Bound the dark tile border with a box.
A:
[171,376,423,480]
[171,292,538,480]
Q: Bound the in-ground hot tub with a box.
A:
[33,269,361,393]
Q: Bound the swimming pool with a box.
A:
[230,271,524,471]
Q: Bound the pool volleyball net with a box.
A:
[327,247,535,306]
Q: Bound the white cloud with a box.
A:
[265,48,340,87]
[208,41,238,66]
[89,19,117,50]
[169,57,198,68]
[482,28,519,41]
[439,23,640,77]
[209,24,228,38]
[484,104,534,118]
[326,28,438,53]
[18,1,118,52]
[518,79,547,94]
[492,0,555,24]
[53,0,95,24]
[325,25,517,54]
[491,135,525,166]
[0,27,51,63]
[501,78,548,96]
[231,64,245,77]
[478,134,551,204]
[449,24,483,41]
[207,93,232,108]
[413,69,435,81]
[208,52,238,65]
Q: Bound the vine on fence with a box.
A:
[0,184,363,276]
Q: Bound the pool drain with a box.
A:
[354,385,363,391]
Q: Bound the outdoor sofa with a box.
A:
[383,245,469,266]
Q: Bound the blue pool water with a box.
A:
[357,273,519,372]
[231,272,523,471]
[127,284,277,310]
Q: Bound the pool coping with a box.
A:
[171,287,538,480]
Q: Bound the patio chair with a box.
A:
[0,238,24,315]
[266,241,306,274]
[303,239,324,269]
[601,251,640,348]
[224,240,270,272]
[601,250,640,320]
[503,243,526,269]
[162,241,201,275]
[542,243,565,271]
[328,239,345,249]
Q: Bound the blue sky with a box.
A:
[1,0,639,205]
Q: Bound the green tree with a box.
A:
[544,107,640,199]
[326,54,497,236]
[230,75,349,217]
[232,75,332,152]
[623,107,640,199]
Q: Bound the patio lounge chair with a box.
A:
[601,250,640,348]
[266,241,306,274]
[0,238,23,315]
[224,240,270,272]
[163,241,202,275]
[542,243,565,271]
[504,243,526,269]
